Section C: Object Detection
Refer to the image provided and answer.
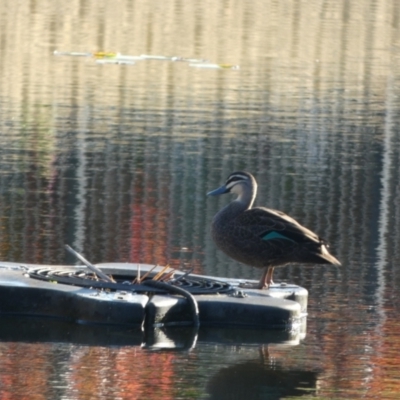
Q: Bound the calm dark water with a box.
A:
[1,0,400,398]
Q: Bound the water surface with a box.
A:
[1,0,400,398]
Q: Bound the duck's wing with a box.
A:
[229,207,340,266]
[234,207,322,245]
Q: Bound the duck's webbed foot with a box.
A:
[238,267,275,290]
[239,281,266,289]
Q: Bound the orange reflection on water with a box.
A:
[366,309,400,399]
[0,343,54,400]
[66,347,178,400]
[299,288,400,399]
[129,173,170,266]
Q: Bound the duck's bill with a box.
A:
[207,185,229,196]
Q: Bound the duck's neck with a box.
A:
[218,188,256,220]
[236,186,256,210]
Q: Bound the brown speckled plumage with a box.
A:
[207,171,341,289]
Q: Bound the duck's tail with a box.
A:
[303,241,341,265]
[318,243,341,265]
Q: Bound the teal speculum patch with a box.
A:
[261,231,296,243]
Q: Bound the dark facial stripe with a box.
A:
[226,174,249,184]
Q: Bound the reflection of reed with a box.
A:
[0,1,399,108]
[2,92,399,283]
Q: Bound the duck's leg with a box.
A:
[265,266,275,286]
[239,266,274,289]
[258,266,274,289]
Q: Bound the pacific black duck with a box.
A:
[207,171,341,289]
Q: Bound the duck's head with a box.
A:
[207,171,257,207]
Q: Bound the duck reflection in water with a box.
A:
[208,171,341,288]
[207,349,319,399]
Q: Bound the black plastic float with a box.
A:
[0,262,307,334]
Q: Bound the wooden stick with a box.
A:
[136,264,159,283]
[159,269,176,282]
[152,264,171,281]
[65,245,115,283]
[169,267,195,283]
[132,265,141,284]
